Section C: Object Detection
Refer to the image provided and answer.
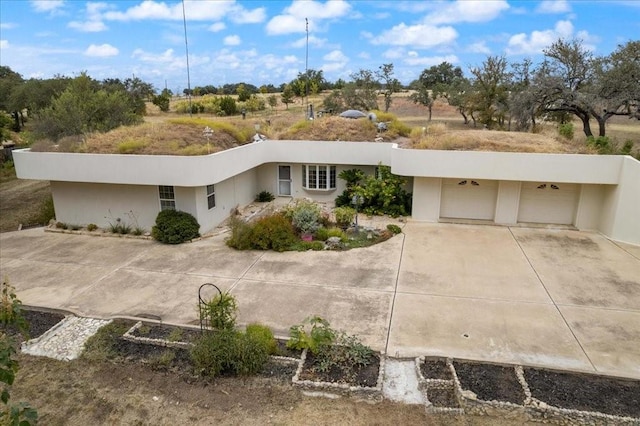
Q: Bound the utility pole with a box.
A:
[182,0,192,117]
[305,18,309,119]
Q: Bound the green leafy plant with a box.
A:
[355,165,412,217]
[287,316,336,354]
[255,190,275,202]
[386,224,402,235]
[201,291,238,331]
[1,278,38,425]
[558,122,574,140]
[167,328,184,342]
[334,206,356,228]
[314,227,329,241]
[55,221,68,230]
[151,210,200,244]
[86,223,98,232]
[245,323,277,355]
[291,240,325,251]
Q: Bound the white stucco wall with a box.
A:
[12,141,640,245]
[600,157,640,245]
[50,181,160,231]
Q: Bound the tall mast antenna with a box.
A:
[182,0,192,117]
[305,17,309,118]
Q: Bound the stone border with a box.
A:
[122,321,194,349]
[292,349,385,400]
[415,357,465,415]
[415,356,640,424]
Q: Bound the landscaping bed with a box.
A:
[453,360,525,405]
[3,308,66,341]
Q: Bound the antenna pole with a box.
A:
[182,0,192,117]
[305,18,309,119]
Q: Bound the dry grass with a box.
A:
[24,93,640,156]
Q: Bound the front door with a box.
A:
[278,165,292,196]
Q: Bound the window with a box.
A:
[206,184,216,209]
[302,165,336,190]
[158,186,175,211]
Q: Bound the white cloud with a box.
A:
[370,23,457,48]
[224,35,241,46]
[291,35,328,48]
[132,47,209,71]
[0,23,17,30]
[68,20,107,32]
[84,43,119,57]
[506,20,576,55]
[424,0,509,24]
[403,54,459,67]
[536,0,571,14]
[231,6,266,24]
[467,41,491,54]
[31,0,64,13]
[208,22,226,32]
[266,0,351,35]
[102,0,264,23]
[323,50,347,62]
[0,40,8,49]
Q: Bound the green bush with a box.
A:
[86,223,98,232]
[201,291,237,331]
[558,122,574,140]
[292,240,325,251]
[190,329,270,377]
[288,200,322,235]
[251,214,298,252]
[314,227,329,241]
[225,216,254,250]
[326,228,347,241]
[151,210,200,244]
[387,224,402,234]
[334,206,356,228]
[255,190,275,202]
[245,323,277,355]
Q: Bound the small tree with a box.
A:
[281,85,294,110]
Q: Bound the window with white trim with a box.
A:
[302,165,336,190]
[206,184,216,209]
[159,185,176,211]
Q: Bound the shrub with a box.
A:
[108,218,131,235]
[250,214,298,252]
[289,200,322,235]
[334,206,356,228]
[200,291,237,331]
[151,210,200,244]
[558,122,574,140]
[225,216,254,250]
[314,227,329,241]
[245,323,277,355]
[326,228,347,241]
[387,224,402,234]
[255,190,275,202]
[190,329,270,377]
[86,223,98,232]
[334,190,353,207]
[55,221,67,230]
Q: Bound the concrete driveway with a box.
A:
[1,222,638,379]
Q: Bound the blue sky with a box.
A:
[1,0,638,93]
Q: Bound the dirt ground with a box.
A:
[0,177,50,232]
[11,354,537,426]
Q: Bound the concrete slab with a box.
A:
[399,223,551,303]
[63,268,236,324]
[387,293,593,372]
[616,240,640,260]
[560,305,640,379]
[242,235,403,291]
[231,279,393,351]
[0,228,72,261]
[0,258,113,309]
[512,228,640,310]
[126,238,265,278]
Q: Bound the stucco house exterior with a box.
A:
[12,139,640,246]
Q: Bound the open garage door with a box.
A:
[440,179,498,220]
[518,182,579,225]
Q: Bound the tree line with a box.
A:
[0,38,637,143]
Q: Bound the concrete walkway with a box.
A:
[1,222,639,379]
